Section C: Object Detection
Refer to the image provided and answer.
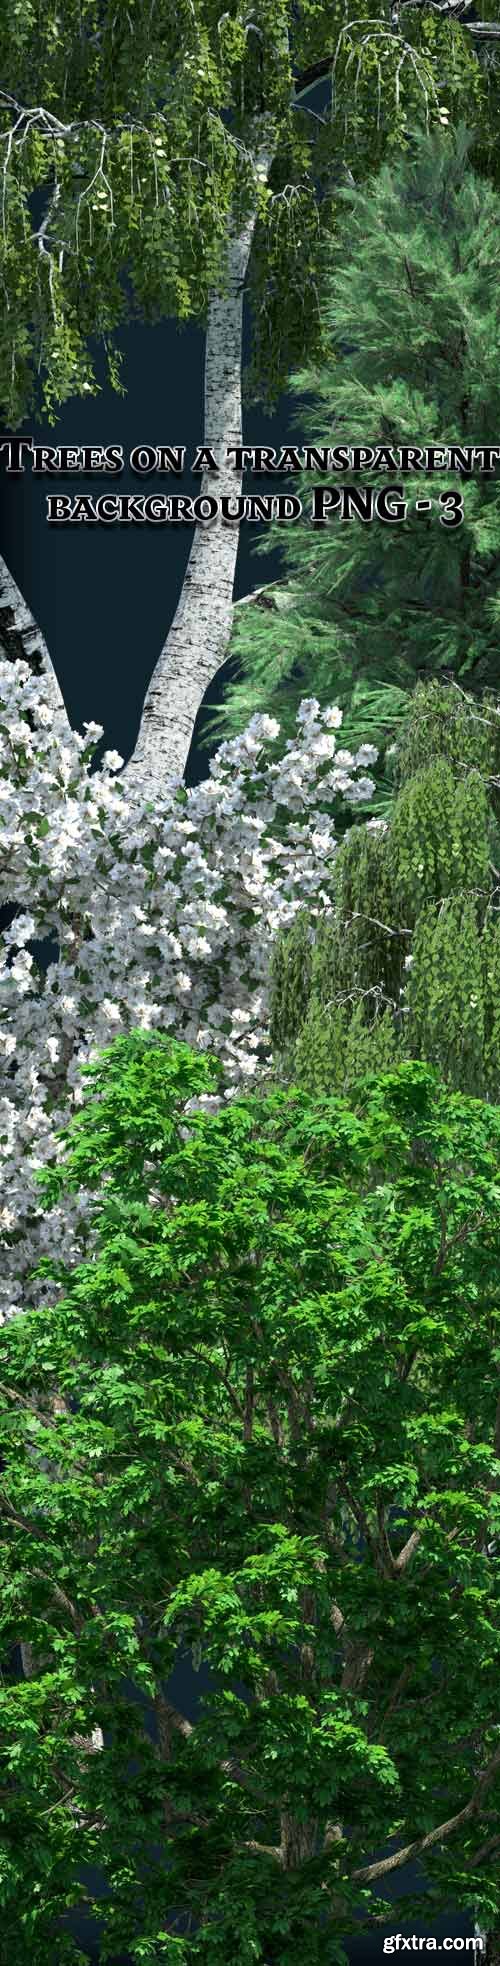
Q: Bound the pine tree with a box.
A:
[212,125,500,763]
[270,680,500,1098]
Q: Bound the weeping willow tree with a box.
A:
[210,121,500,763]
[271,680,500,1098]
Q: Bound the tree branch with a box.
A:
[465,1828,500,1869]
[434,1203,487,1276]
[291,0,500,103]
[353,1742,500,1884]
[393,1527,421,1573]
[28,1566,81,1632]
[154,1689,193,1757]
[243,1839,283,1861]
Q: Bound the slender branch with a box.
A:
[154,1689,264,1801]
[243,1838,283,1861]
[353,1742,500,1884]
[28,1567,81,1631]
[244,1364,255,1443]
[38,1782,78,1818]
[232,582,291,613]
[376,1662,414,1742]
[154,1689,193,1754]
[393,1527,421,1572]
[0,1380,44,1417]
[465,1828,500,1869]
[0,1489,46,1540]
[343,912,412,940]
[434,1202,486,1276]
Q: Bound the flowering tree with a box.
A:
[0,651,378,1322]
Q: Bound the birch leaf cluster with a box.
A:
[0,0,491,424]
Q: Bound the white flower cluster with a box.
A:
[0,669,377,1320]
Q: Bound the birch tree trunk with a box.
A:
[477,1928,500,1964]
[122,125,277,797]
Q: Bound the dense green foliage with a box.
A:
[271,680,500,1098]
[0,2,492,422]
[213,125,500,755]
[1,1031,500,1959]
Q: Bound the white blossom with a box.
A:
[102,750,124,773]
[355,743,379,767]
[322,707,343,730]
[0,658,377,1321]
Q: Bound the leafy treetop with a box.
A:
[0,1,492,421]
[1,1030,500,1960]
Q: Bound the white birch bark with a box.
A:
[122,124,277,796]
[0,551,75,751]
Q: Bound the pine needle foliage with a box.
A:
[211,125,500,755]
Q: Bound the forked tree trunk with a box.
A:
[122,125,276,797]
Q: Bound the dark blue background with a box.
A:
[0,309,292,785]
[0,308,478,1961]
